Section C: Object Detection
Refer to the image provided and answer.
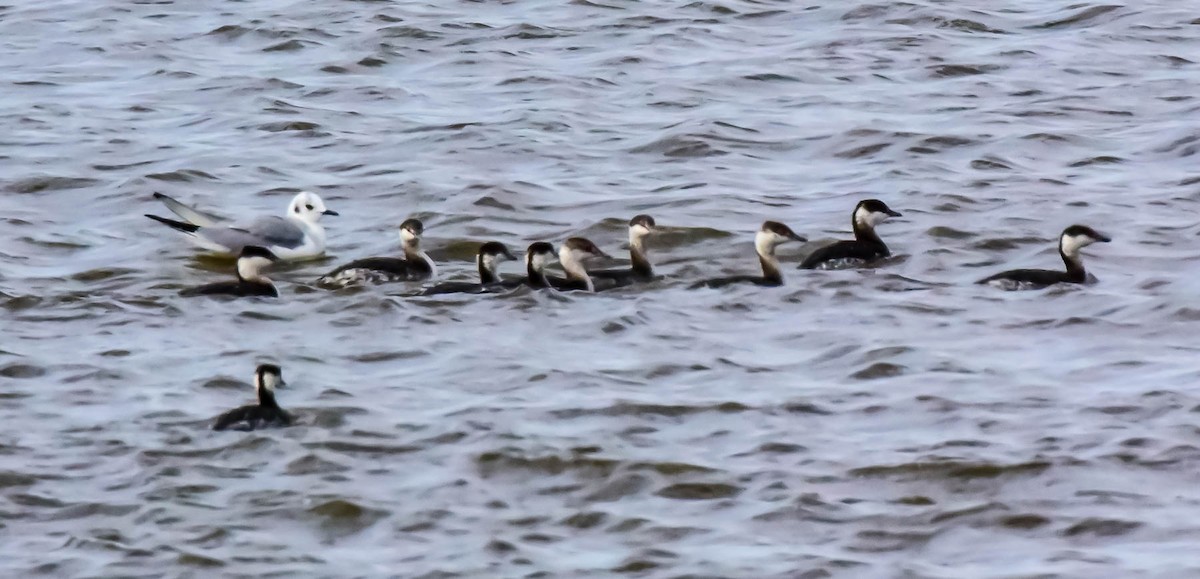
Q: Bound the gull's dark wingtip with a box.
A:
[145,213,200,233]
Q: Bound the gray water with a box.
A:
[3,1,1200,577]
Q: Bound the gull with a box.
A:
[145,191,338,261]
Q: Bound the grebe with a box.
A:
[977,225,1110,290]
[799,199,901,269]
[317,218,436,288]
[180,245,279,298]
[691,221,806,288]
[212,363,293,431]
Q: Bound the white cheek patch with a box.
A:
[754,230,776,256]
[559,248,595,278]
[260,374,279,393]
[630,224,652,240]
[854,206,870,228]
[1060,234,1091,257]
[856,208,890,228]
[530,253,551,271]
[481,254,497,272]
[401,228,417,243]
[238,256,271,279]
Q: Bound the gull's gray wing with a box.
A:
[242,216,307,249]
[154,193,225,227]
[193,227,271,253]
[193,217,306,252]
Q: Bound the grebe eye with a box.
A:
[305,204,314,210]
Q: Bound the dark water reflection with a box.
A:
[3,1,1200,576]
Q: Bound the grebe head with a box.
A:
[629,214,656,242]
[399,218,424,245]
[853,199,901,229]
[254,363,285,393]
[478,241,517,272]
[756,221,806,252]
[236,245,278,281]
[560,237,610,264]
[1060,224,1110,258]
[526,242,557,272]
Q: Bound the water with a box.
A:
[3,1,1200,576]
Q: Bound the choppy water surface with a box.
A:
[4,1,1200,576]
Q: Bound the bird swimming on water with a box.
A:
[799,199,902,269]
[546,237,611,293]
[691,221,807,288]
[420,241,518,296]
[589,214,658,289]
[146,191,338,261]
[212,363,294,431]
[977,224,1111,290]
[180,245,280,298]
[317,218,436,288]
[500,242,557,290]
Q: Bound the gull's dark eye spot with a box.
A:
[294,206,300,213]
[305,204,314,211]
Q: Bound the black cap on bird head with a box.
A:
[1062,224,1111,244]
[400,218,424,238]
[479,241,517,261]
[563,237,610,259]
[629,214,656,230]
[254,363,285,390]
[239,245,279,261]
[857,199,902,218]
[526,241,556,257]
[760,221,807,242]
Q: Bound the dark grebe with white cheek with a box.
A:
[691,221,806,289]
[590,214,658,288]
[977,224,1111,290]
[799,199,901,269]
[318,218,436,288]
[421,241,517,296]
[547,237,611,293]
[496,242,558,290]
[212,363,294,431]
[180,245,280,298]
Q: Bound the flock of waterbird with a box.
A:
[144,190,1112,430]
